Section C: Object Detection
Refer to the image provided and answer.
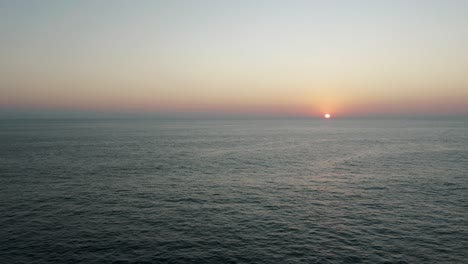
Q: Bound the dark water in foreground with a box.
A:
[1,119,467,264]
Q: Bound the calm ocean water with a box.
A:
[1,118,467,263]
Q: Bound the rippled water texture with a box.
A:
[1,119,467,263]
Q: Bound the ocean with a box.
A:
[1,118,467,263]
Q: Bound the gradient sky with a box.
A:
[1,0,467,117]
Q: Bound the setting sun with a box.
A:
[325,114,331,119]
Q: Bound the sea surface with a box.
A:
[1,118,467,264]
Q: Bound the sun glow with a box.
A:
[324,114,331,119]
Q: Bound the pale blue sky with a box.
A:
[1,0,467,117]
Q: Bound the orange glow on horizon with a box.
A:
[2,93,468,118]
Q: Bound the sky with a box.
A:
[1,0,467,118]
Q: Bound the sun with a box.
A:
[324,114,331,119]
